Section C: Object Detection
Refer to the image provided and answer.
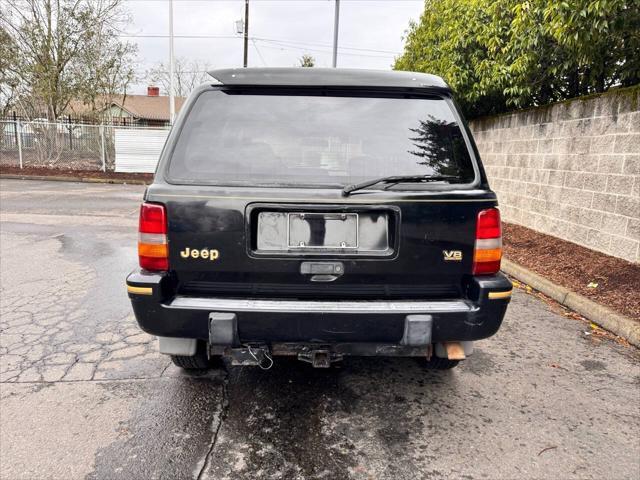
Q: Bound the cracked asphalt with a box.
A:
[0,178,639,480]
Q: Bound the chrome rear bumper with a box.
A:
[169,296,472,314]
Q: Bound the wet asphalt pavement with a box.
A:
[0,179,639,480]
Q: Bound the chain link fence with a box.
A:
[0,119,168,173]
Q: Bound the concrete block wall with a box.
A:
[470,87,639,263]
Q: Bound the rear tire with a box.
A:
[424,356,460,370]
[170,341,223,370]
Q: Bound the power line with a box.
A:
[256,42,395,59]
[122,0,421,2]
[251,38,268,67]
[254,37,399,54]
[139,70,209,73]
[119,33,400,55]
[119,34,239,38]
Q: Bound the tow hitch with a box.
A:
[297,349,343,368]
[228,345,274,370]
[226,345,343,369]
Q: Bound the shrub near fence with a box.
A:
[0,120,115,171]
[0,119,171,173]
[470,86,640,263]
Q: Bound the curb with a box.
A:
[0,174,151,185]
[502,258,640,348]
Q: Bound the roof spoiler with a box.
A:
[206,67,450,91]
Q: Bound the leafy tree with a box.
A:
[0,23,18,116]
[395,0,640,117]
[299,54,316,67]
[147,58,212,97]
[0,0,136,120]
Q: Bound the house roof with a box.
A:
[207,67,449,90]
[68,94,186,121]
[110,94,186,121]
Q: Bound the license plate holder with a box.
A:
[287,212,358,249]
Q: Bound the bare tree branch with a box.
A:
[146,58,212,97]
[0,0,137,120]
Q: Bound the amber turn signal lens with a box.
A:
[473,247,502,263]
[138,242,168,258]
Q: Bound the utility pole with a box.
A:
[243,0,249,68]
[332,0,340,68]
[168,0,176,124]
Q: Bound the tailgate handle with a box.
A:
[300,262,344,279]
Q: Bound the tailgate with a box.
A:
[156,189,494,300]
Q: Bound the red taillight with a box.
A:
[472,208,502,275]
[476,208,501,239]
[138,203,168,271]
[139,203,167,234]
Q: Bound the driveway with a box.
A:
[1,179,638,480]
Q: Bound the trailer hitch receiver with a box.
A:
[297,349,342,368]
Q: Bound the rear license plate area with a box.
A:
[288,213,358,249]
[252,207,395,257]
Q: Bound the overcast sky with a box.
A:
[122,0,424,94]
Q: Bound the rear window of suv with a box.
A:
[167,89,476,188]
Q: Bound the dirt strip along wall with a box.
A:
[470,86,639,263]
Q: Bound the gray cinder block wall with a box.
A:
[470,86,640,263]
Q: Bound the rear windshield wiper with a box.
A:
[342,174,459,196]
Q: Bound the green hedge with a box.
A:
[395,0,640,118]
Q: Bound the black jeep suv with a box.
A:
[126,68,512,370]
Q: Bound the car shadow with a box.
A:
[197,356,462,478]
[89,356,463,479]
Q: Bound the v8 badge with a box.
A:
[443,250,463,261]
